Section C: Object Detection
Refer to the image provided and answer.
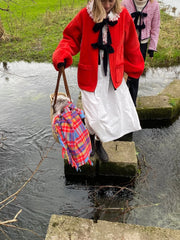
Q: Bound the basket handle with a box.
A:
[53,67,71,109]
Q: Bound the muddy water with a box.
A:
[0,62,179,239]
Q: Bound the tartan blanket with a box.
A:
[52,102,92,171]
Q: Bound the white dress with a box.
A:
[81,52,141,143]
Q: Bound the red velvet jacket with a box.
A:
[52,7,144,92]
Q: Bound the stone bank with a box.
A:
[45,215,180,240]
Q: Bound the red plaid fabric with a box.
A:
[52,102,92,171]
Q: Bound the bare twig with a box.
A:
[1,224,44,240]
[99,202,160,212]
[0,196,16,211]
[0,209,22,225]
[0,227,11,240]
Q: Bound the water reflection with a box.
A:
[0,62,179,239]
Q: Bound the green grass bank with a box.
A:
[0,0,179,68]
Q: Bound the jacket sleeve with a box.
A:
[148,2,160,51]
[123,9,144,79]
[52,10,83,71]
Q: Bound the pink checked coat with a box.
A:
[52,6,144,92]
[121,0,160,51]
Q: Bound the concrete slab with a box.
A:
[136,95,173,120]
[45,214,180,240]
[64,141,137,181]
[98,141,137,178]
[137,95,171,109]
[159,79,180,98]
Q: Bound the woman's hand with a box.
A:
[57,59,67,70]
[148,50,154,60]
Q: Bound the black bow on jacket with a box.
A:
[131,11,147,42]
[91,18,117,76]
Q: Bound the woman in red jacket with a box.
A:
[52,0,144,162]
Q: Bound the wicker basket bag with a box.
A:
[50,67,71,143]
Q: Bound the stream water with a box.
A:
[0,62,179,239]
[160,0,180,16]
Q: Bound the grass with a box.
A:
[148,10,180,68]
[0,0,85,64]
[0,0,179,68]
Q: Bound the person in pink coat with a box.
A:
[121,0,160,105]
[52,0,144,162]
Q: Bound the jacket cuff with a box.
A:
[52,49,73,71]
[148,50,154,58]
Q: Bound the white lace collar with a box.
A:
[86,0,120,22]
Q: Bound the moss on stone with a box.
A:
[52,222,59,228]
[99,162,137,178]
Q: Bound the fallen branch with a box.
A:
[0,224,44,240]
[0,196,16,211]
[0,209,22,225]
[100,202,160,211]
[0,227,11,240]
